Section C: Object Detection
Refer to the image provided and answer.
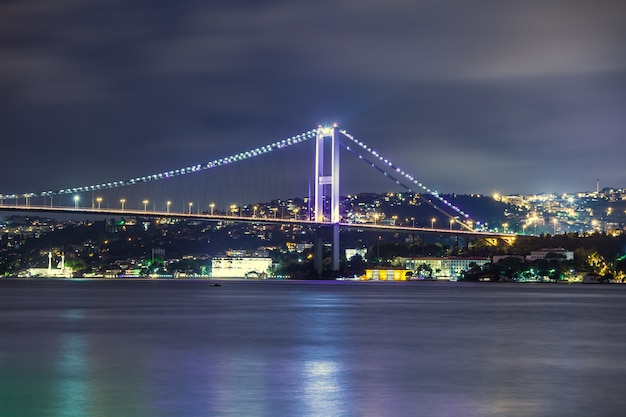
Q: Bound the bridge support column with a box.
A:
[314,233,323,277]
[315,125,340,272]
[332,223,339,272]
[313,224,341,277]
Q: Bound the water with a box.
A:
[1,279,626,417]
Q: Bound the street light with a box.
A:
[231,204,237,216]
[166,201,171,213]
[293,208,299,220]
[188,202,193,214]
[449,218,455,230]
[209,203,215,215]
[253,205,258,218]
[73,195,80,209]
[431,218,436,229]
[96,197,102,210]
[143,200,149,212]
[120,198,126,211]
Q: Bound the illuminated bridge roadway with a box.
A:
[0,204,519,240]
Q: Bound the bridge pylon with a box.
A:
[314,125,340,273]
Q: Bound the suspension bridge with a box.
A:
[0,125,517,272]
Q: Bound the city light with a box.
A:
[4,125,623,240]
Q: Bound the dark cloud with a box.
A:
[1,0,625,201]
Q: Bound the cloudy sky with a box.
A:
[1,0,625,202]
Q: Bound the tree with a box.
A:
[345,254,366,277]
[497,256,525,278]
[612,255,626,282]
[415,263,433,279]
[64,258,86,272]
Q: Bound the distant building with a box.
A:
[361,269,412,281]
[492,255,525,264]
[526,248,574,261]
[405,257,490,280]
[25,251,73,278]
[345,248,367,260]
[211,257,272,278]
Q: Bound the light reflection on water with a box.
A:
[1,280,626,417]
[56,310,89,417]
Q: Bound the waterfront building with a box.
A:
[211,257,273,278]
[405,257,490,280]
[345,248,367,260]
[361,269,412,281]
[25,251,73,278]
[526,248,574,261]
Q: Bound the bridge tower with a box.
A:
[314,124,340,273]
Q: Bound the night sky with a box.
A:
[1,0,625,202]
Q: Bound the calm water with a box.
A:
[1,279,626,417]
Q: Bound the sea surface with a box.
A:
[1,279,626,417]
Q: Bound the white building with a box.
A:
[405,257,490,280]
[211,257,273,278]
[526,248,574,261]
[25,252,73,278]
[345,248,367,260]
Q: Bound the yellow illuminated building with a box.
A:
[361,269,412,281]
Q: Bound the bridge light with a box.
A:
[318,126,334,136]
[73,195,80,209]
